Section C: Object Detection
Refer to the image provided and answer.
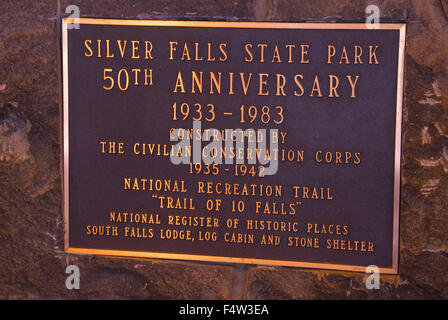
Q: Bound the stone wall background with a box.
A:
[0,0,447,299]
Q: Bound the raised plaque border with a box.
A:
[61,18,406,274]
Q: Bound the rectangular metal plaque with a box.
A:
[62,18,405,273]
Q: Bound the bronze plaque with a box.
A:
[61,18,405,273]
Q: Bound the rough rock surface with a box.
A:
[0,0,447,299]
